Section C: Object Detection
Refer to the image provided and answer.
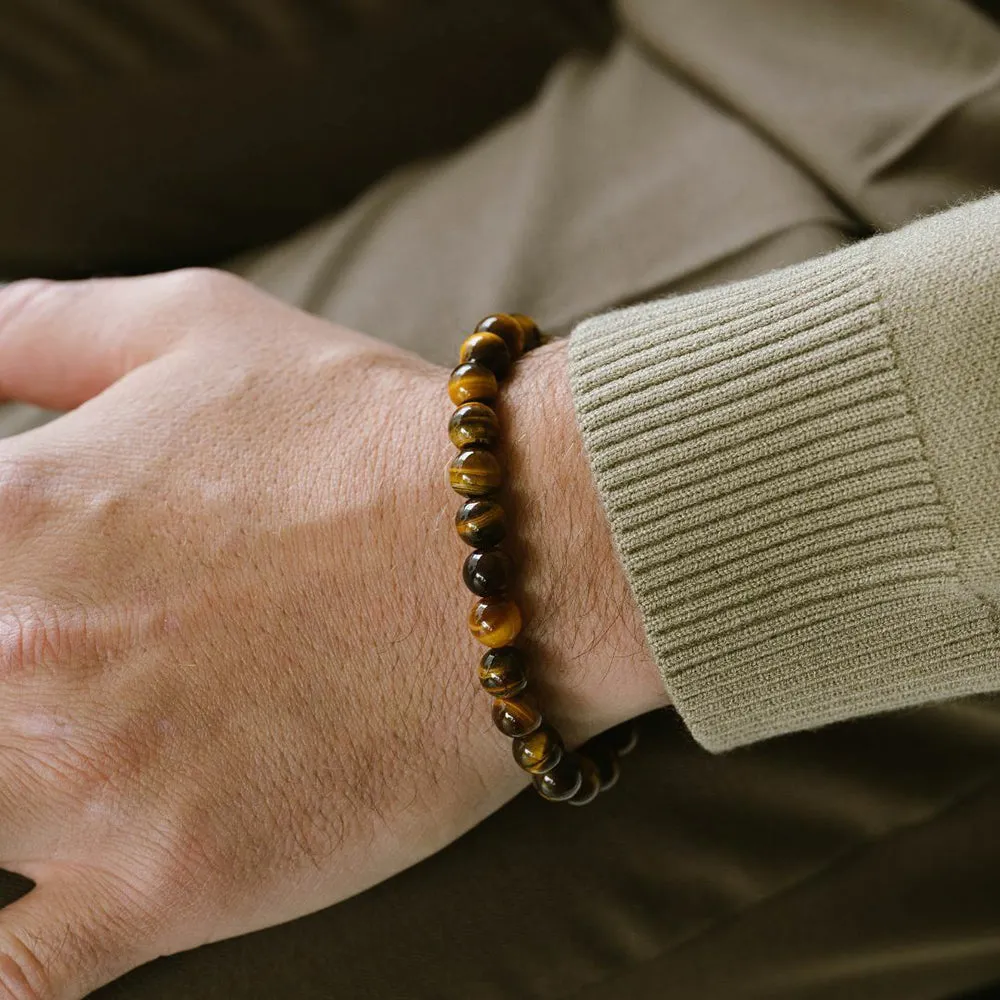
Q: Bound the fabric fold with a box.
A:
[620,0,1000,227]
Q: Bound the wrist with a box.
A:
[500,337,667,746]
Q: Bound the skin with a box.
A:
[0,271,666,999]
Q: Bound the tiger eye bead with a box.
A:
[448,362,497,406]
[491,695,541,738]
[469,596,522,647]
[448,402,500,451]
[475,314,525,360]
[533,754,583,802]
[478,646,527,698]
[512,724,563,775]
[459,332,511,380]
[463,550,513,597]
[569,755,601,806]
[449,449,502,498]
[455,499,506,548]
[511,313,542,351]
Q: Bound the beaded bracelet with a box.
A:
[447,313,637,804]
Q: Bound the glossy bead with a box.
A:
[492,695,542,738]
[600,721,639,756]
[469,597,522,647]
[448,402,500,451]
[459,332,511,380]
[475,314,524,360]
[569,755,601,805]
[533,754,583,802]
[455,499,506,548]
[449,449,501,498]
[463,550,513,597]
[512,313,542,351]
[512,724,563,774]
[478,646,527,698]
[590,746,621,791]
[448,362,497,406]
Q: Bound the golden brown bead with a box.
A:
[533,754,583,802]
[569,755,601,805]
[512,724,563,774]
[449,449,501,498]
[459,332,511,380]
[463,549,513,597]
[478,646,527,698]
[447,312,624,802]
[448,402,500,451]
[469,596,522,647]
[448,362,497,406]
[491,695,542,738]
[475,314,524,360]
[511,313,541,351]
[455,499,506,548]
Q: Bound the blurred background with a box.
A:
[1,0,615,278]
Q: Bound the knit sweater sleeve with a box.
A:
[568,196,1000,752]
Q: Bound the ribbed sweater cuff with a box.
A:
[569,235,998,751]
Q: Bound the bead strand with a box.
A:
[447,312,636,804]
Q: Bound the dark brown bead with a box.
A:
[491,695,541,738]
[448,362,497,406]
[448,402,500,451]
[475,314,524,360]
[589,746,621,791]
[462,550,513,597]
[511,313,542,351]
[478,646,527,698]
[533,754,583,802]
[455,499,506,548]
[512,724,563,775]
[449,449,501,498]
[469,596,522,647]
[569,755,601,805]
[459,332,511,380]
[600,721,639,756]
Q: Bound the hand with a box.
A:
[0,271,662,998]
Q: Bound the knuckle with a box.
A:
[0,602,93,680]
[0,930,50,1000]
[0,606,60,680]
[155,267,242,306]
[0,594,112,683]
[146,269,251,347]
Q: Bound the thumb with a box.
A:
[0,878,155,1000]
[0,271,212,410]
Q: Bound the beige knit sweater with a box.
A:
[569,196,1000,751]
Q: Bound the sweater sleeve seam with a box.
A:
[868,244,975,605]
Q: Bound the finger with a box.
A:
[0,875,155,1000]
[0,269,234,410]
